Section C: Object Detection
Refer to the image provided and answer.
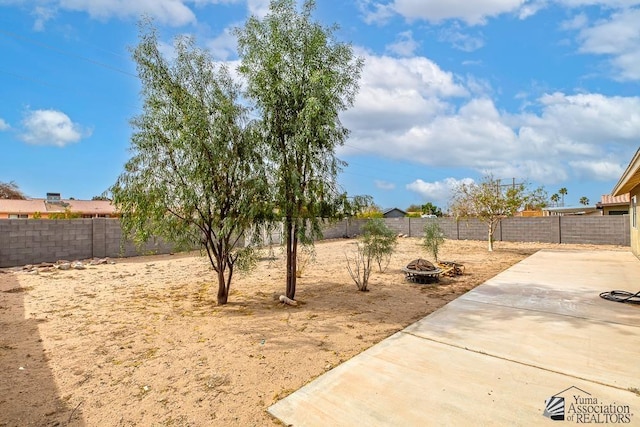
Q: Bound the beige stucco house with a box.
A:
[612,148,640,257]
[596,193,630,215]
[0,193,117,219]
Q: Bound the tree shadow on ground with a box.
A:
[0,272,85,427]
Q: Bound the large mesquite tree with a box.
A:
[111,24,267,304]
[236,0,363,300]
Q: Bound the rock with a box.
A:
[89,258,109,266]
[57,263,71,271]
[71,262,86,270]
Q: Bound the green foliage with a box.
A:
[406,212,422,218]
[579,196,590,206]
[236,0,363,299]
[361,218,397,272]
[422,220,445,262]
[49,208,81,219]
[355,206,383,218]
[421,202,443,217]
[449,174,544,251]
[558,187,568,207]
[111,23,268,305]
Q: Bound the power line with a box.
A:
[0,28,137,78]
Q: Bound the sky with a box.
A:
[0,0,639,211]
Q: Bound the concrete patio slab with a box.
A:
[269,250,640,426]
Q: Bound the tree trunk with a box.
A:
[488,223,494,252]
[285,217,297,300]
[216,265,229,305]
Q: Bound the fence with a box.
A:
[0,218,174,268]
[0,215,630,268]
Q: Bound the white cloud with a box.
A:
[385,31,419,57]
[206,25,238,60]
[20,109,91,147]
[568,159,625,180]
[560,12,588,31]
[438,26,485,51]
[375,180,396,190]
[407,177,474,205]
[246,0,270,18]
[0,118,9,131]
[341,52,467,133]
[359,1,395,24]
[365,0,640,26]
[57,0,197,26]
[341,52,640,184]
[32,6,56,31]
[368,0,529,25]
[574,8,640,80]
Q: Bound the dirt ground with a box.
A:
[0,238,629,426]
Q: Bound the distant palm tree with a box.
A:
[558,187,568,207]
[579,196,589,206]
[551,193,560,207]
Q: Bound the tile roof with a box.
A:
[599,193,630,205]
[0,198,117,215]
[0,199,46,213]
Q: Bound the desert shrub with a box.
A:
[423,220,445,262]
[296,244,316,278]
[345,243,372,291]
[361,218,397,272]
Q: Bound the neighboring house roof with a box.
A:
[542,206,598,215]
[382,208,407,215]
[0,198,117,215]
[0,199,47,214]
[65,200,116,215]
[599,193,630,206]
[612,148,640,196]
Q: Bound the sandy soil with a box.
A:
[0,238,628,426]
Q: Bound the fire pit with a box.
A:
[402,258,442,284]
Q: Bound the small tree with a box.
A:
[361,218,397,272]
[0,181,26,199]
[423,220,444,262]
[450,175,545,252]
[345,243,373,291]
[111,24,267,305]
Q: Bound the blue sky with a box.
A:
[1,0,639,211]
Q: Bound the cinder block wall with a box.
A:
[0,215,631,268]
[324,216,629,247]
[559,216,629,245]
[0,219,94,267]
[500,217,561,243]
[0,219,179,268]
